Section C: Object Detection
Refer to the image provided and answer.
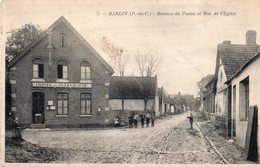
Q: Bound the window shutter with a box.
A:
[38,64,44,78]
[57,65,63,79]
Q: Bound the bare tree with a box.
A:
[135,51,161,112]
[101,36,129,76]
[135,51,161,77]
[135,51,148,77]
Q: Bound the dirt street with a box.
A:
[22,112,224,163]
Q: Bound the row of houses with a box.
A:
[201,30,260,162]
[6,16,186,128]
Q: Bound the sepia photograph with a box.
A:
[2,0,260,166]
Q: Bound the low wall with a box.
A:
[215,115,226,130]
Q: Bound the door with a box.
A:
[32,92,45,124]
[227,85,232,138]
[246,106,258,162]
[232,85,236,137]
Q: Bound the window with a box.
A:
[80,93,91,115]
[57,93,68,115]
[57,60,68,79]
[239,77,249,121]
[60,33,66,48]
[80,61,91,80]
[32,59,44,78]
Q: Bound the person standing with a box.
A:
[128,114,133,128]
[140,114,145,128]
[133,113,139,128]
[151,114,155,127]
[187,112,194,129]
[145,112,151,127]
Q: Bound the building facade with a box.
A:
[109,76,158,118]
[213,31,260,132]
[7,17,114,127]
[202,77,216,121]
[227,52,260,162]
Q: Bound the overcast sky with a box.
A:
[3,0,260,96]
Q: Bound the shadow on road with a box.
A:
[186,128,201,138]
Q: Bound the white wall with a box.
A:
[170,105,175,113]
[109,99,155,111]
[154,93,160,117]
[215,60,228,116]
[230,57,260,158]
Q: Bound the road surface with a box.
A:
[23,112,224,163]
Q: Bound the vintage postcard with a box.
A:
[1,0,260,166]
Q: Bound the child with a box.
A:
[140,114,145,128]
[187,113,194,129]
[151,114,155,127]
[133,113,139,128]
[128,114,133,128]
[145,112,151,127]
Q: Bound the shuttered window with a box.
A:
[33,63,44,79]
[80,93,91,115]
[80,61,91,80]
[57,60,68,79]
[57,93,69,115]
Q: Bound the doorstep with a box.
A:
[30,123,46,129]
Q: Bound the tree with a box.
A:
[197,74,214,97]
[101,36,129,76]
[135,51,161,112]
[135,51,161,77]
[6,24,42,63]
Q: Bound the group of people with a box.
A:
[128,112,156,128]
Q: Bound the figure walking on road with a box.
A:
[145,112,151,127]
[187,112,194,129]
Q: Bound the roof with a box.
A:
[226,51,260,83]
[170,97,182,105]
[215,43,260,80]
[7,16,114,73]
[109,76,157,99]
[157,87,175,104]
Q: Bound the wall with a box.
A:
[230,57,260,159]
[170,105,175,114]
[215,61,228,116]
[109,99,155,111]
[214,60,228,130]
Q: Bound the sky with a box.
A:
[3,0,260,96]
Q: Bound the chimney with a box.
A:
[222,40,231,44]
[246,30,257,45]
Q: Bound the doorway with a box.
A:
[32,92,45,124]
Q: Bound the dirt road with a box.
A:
[22,112,223,163]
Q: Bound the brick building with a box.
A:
[6,16,114,127]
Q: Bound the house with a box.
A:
[198,74,215,116]
[6,16,114,128]
[202,76,216,121]
[109,76,159,118]
[169,96,185,114]
[226,51,260,162]
[173,93,195,113]
[158,87,174,116]
[214,30,260,133]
